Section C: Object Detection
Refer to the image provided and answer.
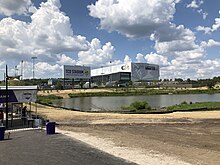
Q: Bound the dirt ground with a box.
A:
[34,103,220,165]
[60,121,220,165]
[38,88,114,98]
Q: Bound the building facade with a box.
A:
[61,63,159,88]
[91,62,159,84]
[63,65,91,88]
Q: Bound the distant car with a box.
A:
[83,82,98,88]
[74,85,81,88]
[92,85,98,88]
[105,83,116,88]
[118,84,127,87]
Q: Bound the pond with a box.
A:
[52,94,220,112]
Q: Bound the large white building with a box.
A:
[91,62,159,83]
[62,65,91,88]
[61,63,159,88]
[63,65,91,80]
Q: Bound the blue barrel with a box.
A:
[0,126,5,140]
[46,122,55,134]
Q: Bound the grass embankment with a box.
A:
[68,88,220,98]
[121,101,220,114]
[167,102,220,111]
[37,95,63,105]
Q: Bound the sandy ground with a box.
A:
[58,122,219,165]
[37,87,210,98]
[38,88,114,98]
[34,103,220,165]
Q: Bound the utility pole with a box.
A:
[31,57,37,79]
[20,60,23,80]
[101,66,104,84]
[110,61,112,83]
[5,65,8,129]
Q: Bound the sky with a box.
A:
[0,0,219,80]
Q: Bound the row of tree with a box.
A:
[1,76,220,89]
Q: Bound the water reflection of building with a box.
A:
[91,62,159,85]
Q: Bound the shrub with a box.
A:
[130,100,151,111]
[180,101,188,105]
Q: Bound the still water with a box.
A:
[52,94,220,112]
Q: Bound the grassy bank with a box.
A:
[68,88,220,98]
[120,101,220,114]
[167,102,220,111]
[37,95,63,105]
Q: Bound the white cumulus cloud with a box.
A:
[197,59,220,78]
[77,38,115,67]
[88,0,179,38]
[201,39,220,47]
[145,53,170,67]
[136,53,145,63]
[88,0,213,80]
[35,62,62,79]
[124,55,132,63]
[197,9,208,20]
[196,26,211,34]
[89,0,202,60]
[196,10,220,34]
[186,0,203,9]
[29,0,88,54]
[0,0,35,16]
[0,0,88,67]
[57,54,77,65]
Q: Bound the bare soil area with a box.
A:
[35,104,220,164]
[60,121,220,165]
[38,88,114,98]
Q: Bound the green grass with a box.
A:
[174,89,220,94]
[68,88,220,98]
[167,102,220,111]
[122,100,220,114]
[69,92,124,97]
[121,100,152,113]
[37,95,63,105]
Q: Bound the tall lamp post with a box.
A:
[20,60,23,80]
[110,61,112,83]
[101,66,104,84]
[5,65,9,129]
[31,57,37,79]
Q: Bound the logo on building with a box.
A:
[22,92,32,100]
[121,64,130,70]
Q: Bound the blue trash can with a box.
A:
[0,126,5,140]
[46,122,55,135]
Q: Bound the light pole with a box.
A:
[5,65,9,129]
[110,61,112,83]
[31,57,37,79]
[20,60,23,80]
[101,66,104,84]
